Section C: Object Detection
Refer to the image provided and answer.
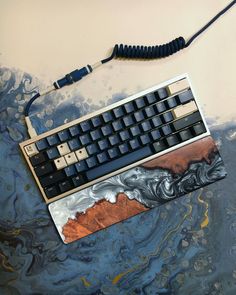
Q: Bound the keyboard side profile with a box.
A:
[20,74,210,204]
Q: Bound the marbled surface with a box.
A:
[0,67,236,294]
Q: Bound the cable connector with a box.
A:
[25,116,37,138]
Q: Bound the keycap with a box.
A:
[47,134,60,146]
[58,130,70,142]
[145,92,157,104]
[162,111,174,123]
[112,120,123,132]
[64,152,77,165]
[129,138,140,150]
[134,110,145,122]
[86,146,153,181]
[87,143,99,155]
[64,165,77,177]
[79,134,91,145]
[177,90,194,104]
[40,170,66,187]
[192,122,206,135]
[80,120,92,132]
[135,97,146,109]
[102,111,113,123]
[141,121,152,132]
[119,143,129,154]
[108,147,119,159]
[140,134,151,145]
[90,129,102,141]
[119,130,130,141]
[97,151,109,163]
[179,129,193,141]
[86,156,98,168]
[68,138,81,151]
[167,79,189,95]
[130,125,141,137]
[75,160,87,172]
[153,140,167,152]
[35,162,54,177]
[151,116,163,127]
[156,87,168,100]
[124,102,135,113]
[91,116,102,128]
[57,142,70,156]
[144,106,156,118]
[46,147,60,160]
[166,97,178,109]
[69,125,81,137]
[166,134,180,147]
[101,125,113,136]
[150,130,161,140]
[54,157,67,170]
[45,186,59,198]
[123,115,134,127]
[75,148,89,160]
[172,111,202,131]
[35,139,48,151]
[30,152,47,166]
[113,106,124,118]
[108,134,120,146]
[155,102,166,113]
[72,175,86,187]
[98,139,109,150]
[59,180,73,193]
[161,125,173,136]
[25,143,39,157]
[172,101,197,119]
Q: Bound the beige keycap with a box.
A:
[24,143,38,157]
[172,101,198,119]
[167,79,189,95]
[65,152,77,165]
[54,157,67,170]
[75,148,88,160]
[57,142,70,156]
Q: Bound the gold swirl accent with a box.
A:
[198,194,209,228]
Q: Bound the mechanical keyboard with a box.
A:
[20,74,210,204]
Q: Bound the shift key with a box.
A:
[172,111,202,131]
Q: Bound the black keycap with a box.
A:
[97,151,109,164]
[59,180,73,193]
[86,146,153,181]
[162,111,174,123]
[98,139,109,150]
[58,130,70,142]
[80,120,92,132]
[150,129,161,140]
[101,125,113,136]
[124,102,135,113]
[153,140,167,152]
[75,160,87,172]
[45,186,59,198]
[144,105,156,118]
[141,121,152,132]
[113,106,124,118]
[166,134,180,147]
[134,110,145,122]
[40,170,66,187]
[86,156,98,168]
[156,87,168,100]
[179,129,193,141]
[64,165,77,177]
[151,116,163,127]
[108,134,120,146]
[36,138,48,151]
[79,134,91,146]
[166,97,178,108]
[161,125,173,136]
[140,134,151,145]
[102,111,113,123]
[123,115,134,127]
[72,175,86,187]
[177,90,194,103]
[69,125,81,137]
[47,134,60,146]
[172,111,202,131]
[155,102,166,113]
[129,138,140,150]
[108,147,119,159]
[130,125,141,137]
[46,147,60,160]
[112,120,123,132]
[68,138,81,151]
[135,97,146,109]
[119,130,130,141]
[90,129,102,141]
[87,143,99,155]
[145,92,157,104]
[30,152,47,166]
[192,122,206,135]
[91,116,102,128]
[35,162,54,177]
[119,143,129,154]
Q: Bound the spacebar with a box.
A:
[86,146,153,181]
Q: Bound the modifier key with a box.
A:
[172,111,202,131]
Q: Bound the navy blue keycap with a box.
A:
[97,151,109,164]
[144,106,156,118]
[119,130,130,141]
[69,125,81,137]
[86,156,98,168]
[145,93,157,104]
[141,121,152,132]
[68,138,80,151]
[134,110,145,122]
[153,140,167,153]
[162,111,174,123]
[47,134,60,146]
[58,130,70,142]
[87,143,99,155]
[150,129,161,140]
[102,111,113,123]
[80,120,92,132]
[151,116,163,127]
[130,125,141,136]
[108,134,120,146]
[91,116,102,128]
[155,102,166,113]
[119,143,129,154]
[72,175,86,187]
[36,138,48,151]
[156,87,168,100]
[98,138,109,150]
[178,90,193,103]
[75,160,87,172]
[112,120,123,132]
[79,134,91,145]
[166,134,180,147]
[166,97,178,108]
[108,147,119,159]
[64,165,77,177]
[123,115,134,127]
[90,129,102,141]
[140,134,151,145]
[124,102,135,113]
[46,147,60,159]
[161,125,172,136]
[113,106,124,118]
[129,138,140,150]
[135,97,146,109]
[101,125,113,136]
